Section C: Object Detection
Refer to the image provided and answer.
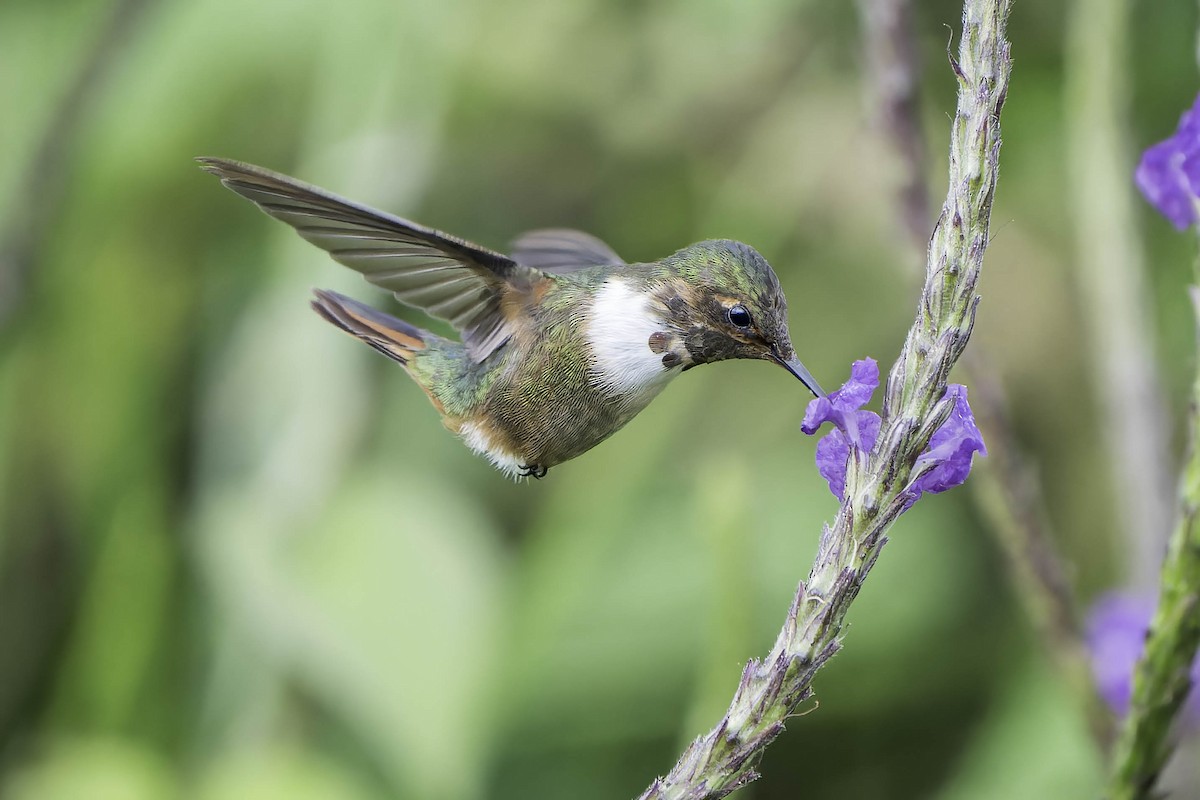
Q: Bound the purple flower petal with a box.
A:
[814,412,881,500]
[836,359,881,411]
[910,385,988,495]
[800,397,835,436]
[801,358,879,437]
[1085,592,1200,726]
[814,430,851,499]
[1136,143,1195,230]
[1136,92,1200,230]
[802,358,881,499]
[802,360,985,503]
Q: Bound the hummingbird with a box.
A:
[198,158,823,479]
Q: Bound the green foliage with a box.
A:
[2,0,1196,797]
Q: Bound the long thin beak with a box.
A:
[773,352,825,398]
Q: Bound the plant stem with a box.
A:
[856,0,929,272]
[1106,266,1200,799]
[858,0,1114,753]
[636,0,1012,795]
[1066,0,1173,591]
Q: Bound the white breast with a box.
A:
[586,278,682,403]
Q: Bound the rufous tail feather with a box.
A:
[310,289,426,365]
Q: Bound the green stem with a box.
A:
[637,0,1012,795]
[859,0,1113,751]
[1066,0,1172,592]
[1105,265,1200,799]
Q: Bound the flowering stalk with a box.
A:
[1100,94,1200,798]
[857,0,929,268]
[1106,273,1200,798]
[859,0,1115,751]
[636,0,1011,795]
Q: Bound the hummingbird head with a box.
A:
[654,240,824,397]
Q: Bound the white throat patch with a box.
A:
[587,278,682,401]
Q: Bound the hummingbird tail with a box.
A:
[311,289,426,365]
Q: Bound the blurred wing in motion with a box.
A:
[198,157,548,361]
[509,228,625,273]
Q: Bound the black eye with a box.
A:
[727,304,752,328]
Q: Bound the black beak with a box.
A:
[773,351,825,397]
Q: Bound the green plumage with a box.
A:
[200,158,822,478]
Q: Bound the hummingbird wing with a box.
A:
[198,157,544,362]
[509,228,625,273]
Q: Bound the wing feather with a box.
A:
[198,157,545,361]
[509,228,625,273]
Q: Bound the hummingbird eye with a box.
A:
[727,304,752,329]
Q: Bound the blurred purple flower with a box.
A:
[1136,92,1200,230]
[1085,592,1200,725]
[802,359,986,502]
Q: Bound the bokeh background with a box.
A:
[3,0,1199,797]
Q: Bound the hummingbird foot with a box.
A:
[518,463,548,479]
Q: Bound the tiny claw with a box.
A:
[519,463,548,479]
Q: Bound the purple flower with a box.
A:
[908,385,987,496]
[802,359,883,499]
[1085,592,1200,725]
[801,359,986,502]
[1136,92,1200,230]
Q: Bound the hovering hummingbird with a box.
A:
[198,158,823,479]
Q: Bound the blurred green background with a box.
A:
[3,0,1199,797]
